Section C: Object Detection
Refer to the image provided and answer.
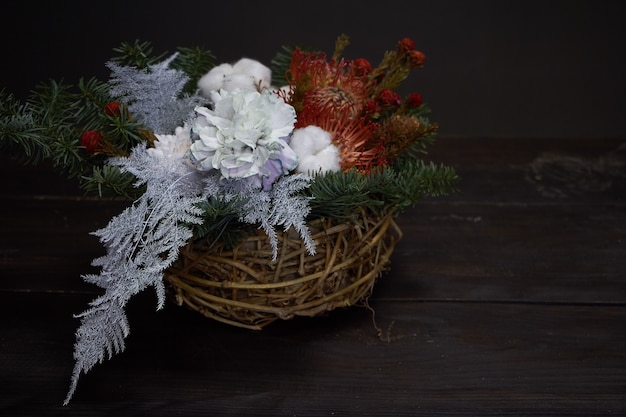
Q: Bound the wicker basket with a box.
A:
[164,207,402,330]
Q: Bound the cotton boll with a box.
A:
[291,125,341,175]
[222,73,259,92]
[296,155,324,175]
[199,58,272,97]
[232,58,272,90]
[291,125,332,155]
[295,145,341,175]
[315,145,341,172]
[198,63,234,97]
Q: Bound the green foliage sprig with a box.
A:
[1,41,215,197]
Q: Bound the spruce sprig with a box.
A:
[307,168,384,219]
[270,45,296,87]
[0,89,49,162]
[110,39,166,69]
[190,198,248,248]
[0,40,216,197]
[171,46,216,95]
[81,165,144,200]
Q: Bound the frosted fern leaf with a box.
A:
[218,173,315,260]
[107,54,205,134]
[66,143,317,403]
[64,145,205,405]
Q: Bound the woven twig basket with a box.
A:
[164,207,402,330]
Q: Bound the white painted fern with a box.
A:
[107,54,205,134]
[64,146,205,405]
[224,173,316,260]
[64,144,316,404]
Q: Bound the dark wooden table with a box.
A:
[1,138,625,416]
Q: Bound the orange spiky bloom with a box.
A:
[287,48,385,171]
[297,99,381,171]
[286,48,372,116]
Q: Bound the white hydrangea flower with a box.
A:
[189,88,298,190]
[290,125,341,175]
[147,125,192,160]
[197,58,272,96]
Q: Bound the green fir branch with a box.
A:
[191,198,250,249]
[80,165,144,199]
[0,90,49,163]
[270,45,297,86]
[387,159,460,210]
[109,39,166,69]
[171,46,216,95]
[306,169,384,219]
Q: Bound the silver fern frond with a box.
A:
[64,146,205,405]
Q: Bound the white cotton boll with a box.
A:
[222,73,259,92]
[291,125,332,155]
[291,126,341,175]
[232,58,272,90]
[295,145,341,175]
[198,58,272,97]
[290,132,317,156]
[198,63,234,97]
[296,155,323,175]
[314,145,341,172]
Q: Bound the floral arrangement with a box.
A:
[0,35,458,404]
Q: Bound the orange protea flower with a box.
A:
[297,101,381,171]
[286,47,388,171]
[286,48,373,116]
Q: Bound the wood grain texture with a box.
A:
[1,138,625,416]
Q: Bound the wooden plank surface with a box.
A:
[1,291,624,416]
[1,138,625,416]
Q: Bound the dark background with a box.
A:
[2,0,624,139]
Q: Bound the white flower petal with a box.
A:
[189,88,297,188]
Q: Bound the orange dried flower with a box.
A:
[376,89,402,108]
[397,37,415,53]
[408,50,426,68]
[352,58,372,77]
[287,49,370,114]
[406,93,423,108]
